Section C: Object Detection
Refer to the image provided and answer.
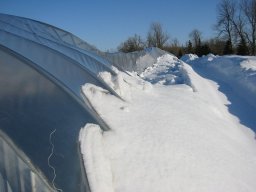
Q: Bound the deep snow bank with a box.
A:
[182,54,256,108]
[180,53,199,63]
[79,124,114,192]
[80,53,256,192]
[140,54,194,89]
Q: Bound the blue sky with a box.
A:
[0,0,220,51]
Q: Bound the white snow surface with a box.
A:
[241,58,256,71]
[180,53,199,63]
[140,54,193,88]
[79,124,114,192]
[184,54,256,109]
[80,53,256,192]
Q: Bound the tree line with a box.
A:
[118,0,256,57]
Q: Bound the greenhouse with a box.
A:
[1,11,256,192]
[0,13,118,192]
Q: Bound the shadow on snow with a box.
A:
[191,64,256,133]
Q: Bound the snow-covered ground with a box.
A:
[181,54,256,130]
[80,53,256,192]
[181,54,256,109]
[140,54,193,87]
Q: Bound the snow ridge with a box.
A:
[184,54,256,108]
[80,53,256,192]
[79,124,114,192]
[97,67,152,101]
[140,54,194,90]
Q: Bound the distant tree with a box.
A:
[189,29,202,48]
[215,0,236,46]
[164,38,179,55]
[118,34,145,53]
[214,0,253,55]
[178,48,184,58]
[240,0,256,55]
[223,38,234,54]
[232,4,246,46]
[147,22,169,49]
[186,40,193,53]
[201,43,211,56]
[207,38,226,55]
[195,37,202,56]
[223,39,233,54]
[237,37,249,55]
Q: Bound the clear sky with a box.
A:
[0,0,221,51]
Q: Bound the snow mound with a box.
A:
[140,54,193,88]
[80,54,256,192]
[98,69,152,101]
[240,58,256,71]
[206,53,216,58]
[187,55,256,108]
[180,53,199,63]
[98,72,132,101]
[79,124,114,192]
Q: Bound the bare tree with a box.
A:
[118,34,145,53]
[147,22,169,49]
[164,38,181,56]
[232,5,246,43]
[208,38,226,55]
[216,0,248,54]
[241,0,256,55]
[215,0,236,43]
[189,29,202,47]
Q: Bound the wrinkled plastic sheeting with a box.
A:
[103,47,166,74]
[0,131,54,192]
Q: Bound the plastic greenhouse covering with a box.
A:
[103,47,166,73]
[0,13,166,192]
[0,13,120,192]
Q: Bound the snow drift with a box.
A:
[79,124,114,192]
[80,53,256,192]
[182,54,256,109]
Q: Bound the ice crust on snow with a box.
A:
[80,53,256,192]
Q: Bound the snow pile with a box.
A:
[135,53,155,70]
[186,54,256,108]
[180,53,199,63]
[80,53,256,192]
[240,57,256,71]
[140,54,193,88]
[79,124,114,192]
[98,72,132,101]
[97,67,152,101]
[134,47,167,71]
